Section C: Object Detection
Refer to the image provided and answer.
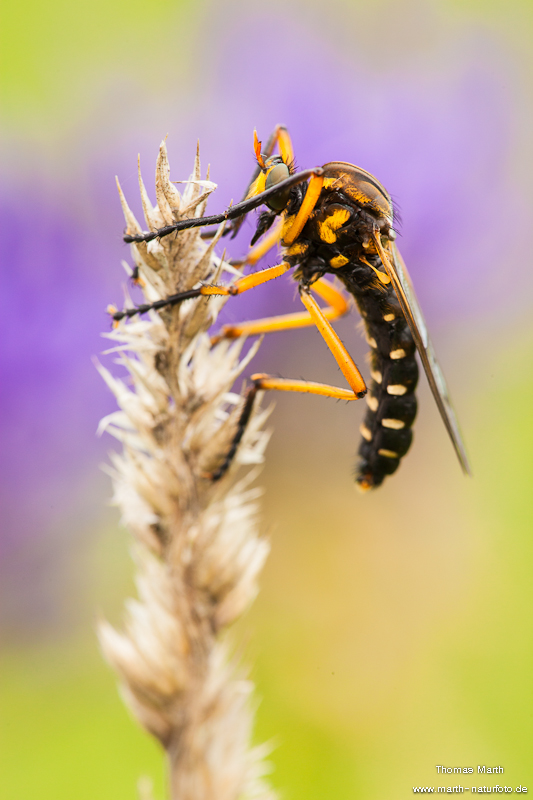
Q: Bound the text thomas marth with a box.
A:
[436,767,504,774]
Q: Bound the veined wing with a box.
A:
[384,242,471,475]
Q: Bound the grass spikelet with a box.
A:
[97,140,275,800]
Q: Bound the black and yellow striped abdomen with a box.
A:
[292,184,419,490]
[348,281,419,490]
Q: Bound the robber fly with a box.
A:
[112,126,470,490]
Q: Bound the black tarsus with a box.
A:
[123,167,322,244]
[112,288,204,321]
[250,210,277,246]
[209,380,261,481]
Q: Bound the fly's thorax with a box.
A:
[290,185,395,279]
[321,162,395,238]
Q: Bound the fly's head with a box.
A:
[247,130,295,213]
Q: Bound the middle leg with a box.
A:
[211,277,350,342]
[208,284,366,480]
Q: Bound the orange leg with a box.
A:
[250,375,358,400]
[208,364,365,481]
[201,272,367,482]
[112,260,365,398]
[208,364,364,482]
[281,172,324,246]
[208,280,366,480]
[254,125,294,171]
[211,277,350,341]
[110,261,293,322]
[298,287,366,397]
[208,300,366,481]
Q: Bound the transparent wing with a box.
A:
[384,242,471,475]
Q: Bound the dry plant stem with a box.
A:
[97,141,275,800]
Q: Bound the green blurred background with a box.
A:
[2,0,533,798]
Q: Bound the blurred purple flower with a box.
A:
[1,3,524,634]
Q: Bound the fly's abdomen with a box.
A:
[355,293,419,491]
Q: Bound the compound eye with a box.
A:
[265,162,290,190]
[265,162,291,211]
